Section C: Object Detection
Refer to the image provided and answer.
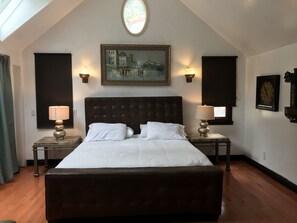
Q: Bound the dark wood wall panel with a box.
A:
[202,56,237,107]
[34,53,73,129]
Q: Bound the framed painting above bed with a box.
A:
[100,44,171,86]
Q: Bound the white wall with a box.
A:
[245,43,297,185]
[21,0,245,161]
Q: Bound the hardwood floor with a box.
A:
[217,162,297,223]
[0,166,46,223]
[0,161,296,223]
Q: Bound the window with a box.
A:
[209,106,233,125]
[122,0,149,36]
[0,0,21,36]
[202,56,237,125]
[0,0,10,13]
[214,106,226,117]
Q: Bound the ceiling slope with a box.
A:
[181,0,297,56]
[2,0,84,51]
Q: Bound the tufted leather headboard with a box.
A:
[85,96,183,134]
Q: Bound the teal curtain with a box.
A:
[0,54,19,184]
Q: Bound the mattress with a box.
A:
[56,135,212,168]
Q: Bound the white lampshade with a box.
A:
[49,106,69,121]
[196,105,214,120]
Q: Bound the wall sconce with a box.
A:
[79,67,90,83]
[185,67,195,83]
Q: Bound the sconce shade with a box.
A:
[49,106,69,120]
[79,73,90,83]
[196,105,214,120]
[185,67,195,83]
[185,74,195,83]
[79,67,90,83]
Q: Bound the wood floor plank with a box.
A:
[216,162,297,223]
[0,161,296,223]
[0,167,46,223]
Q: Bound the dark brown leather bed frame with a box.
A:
[45,97,223,222]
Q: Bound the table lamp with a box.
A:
[196,105,214,137]
[49,106,69,140]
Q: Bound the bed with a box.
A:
[45,96,223,223]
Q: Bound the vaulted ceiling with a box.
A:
[181,0,297,56]
[2,0,297,57]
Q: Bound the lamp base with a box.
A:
[53,120,66,140]
[198,120,210,137]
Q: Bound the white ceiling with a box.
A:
[2,0,297,56]
[181,0,297,56]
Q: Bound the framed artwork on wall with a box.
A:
[256,75,280,111]
[100,44,171,86]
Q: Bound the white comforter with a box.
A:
[56,135,212,168]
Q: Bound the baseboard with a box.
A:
[207,154,245,162]
[26,155,297,193]
[207,155,297,193]
[242,156,297,194]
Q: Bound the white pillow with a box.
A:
[140,124,148,138]
[126,127,134,138]
[85,123,127,142]
[146,121,187,140]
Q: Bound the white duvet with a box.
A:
[56,135,212,168]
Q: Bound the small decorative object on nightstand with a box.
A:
[49,106,69,140]
[32,136,82,177]
[196,105,214,137]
